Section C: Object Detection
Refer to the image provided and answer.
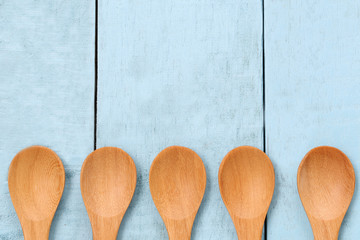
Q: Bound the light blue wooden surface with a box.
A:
[1,0,360,239]
[265,0,360,239]
[97,0,263,239]
[0,0,94,239]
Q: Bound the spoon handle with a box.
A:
[90,215,122,240]
[313,230,339,240]
[311,218,341,240]
[165,218,193,240]
[231,216,264,240]
[22,219,51,240]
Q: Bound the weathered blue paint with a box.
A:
[265,0,360,239]
[0,0,94,239]
[97,0,264,239]
[3,0,359,239]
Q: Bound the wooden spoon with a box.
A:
[149,146,206,240]
[297,146,355,240]
[80,147,137,240]
[8,146,65,240]
[218,146,275,240]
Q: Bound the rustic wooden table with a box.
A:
[0,0,359,239]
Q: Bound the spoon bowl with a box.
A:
[218,146,275,240]
[80,147,136,240]
[8,146,65,240]
[149,146,206,240]
[297,146,355,240]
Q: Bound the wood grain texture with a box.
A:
[97,0,263,238]
[265,0,360,239]
[81,147,137,240]
[0,0,94,238]
[219,146,274,240]
[297,146,355,240]
[8,146,65,240]
[149,146,206,240]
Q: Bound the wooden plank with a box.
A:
[265,0,360,239]
[98,0,263,238]
[0,0,94,238]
